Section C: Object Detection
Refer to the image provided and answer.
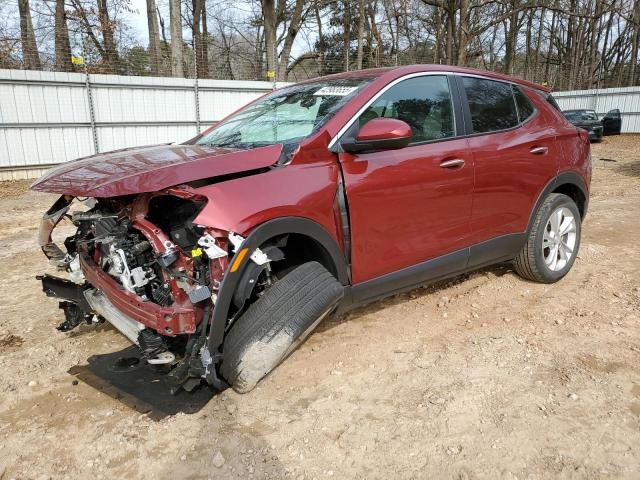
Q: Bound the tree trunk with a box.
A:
[55,0,72,71]
[146,0,162,75]
[433,5,442,63]
[630,0,640,85]
[532,7,545,83]
[169,0,184,76]
[315,5,325,75]
[504,8,519,74]
[277,0,305,80]
[201,5,209,77]
[445,6,454,64]
[343,0,351,71]
[523,9,533,79]
[457,0,468,65]
[18,0,41,70]
[368,1,382,67]
[356,0,365,69]
[545,7,557,84]
[97,0,120,72]
[192,0,208,78]
[262,0,277,78]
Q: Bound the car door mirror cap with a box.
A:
[341,118,413,153]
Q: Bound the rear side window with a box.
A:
[462,77,518,133]
[359,75,455,143]
[513,86,535,122]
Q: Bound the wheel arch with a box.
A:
[527,171,589,234]
[206,216,349,363]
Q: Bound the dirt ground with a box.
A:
[1,136,639,480]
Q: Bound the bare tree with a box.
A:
[18,0,41,69]
[146,0,162,75]
[356,0,365,69]
[169,0,183,76]
[55,0,73,71]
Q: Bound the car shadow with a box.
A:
[316,263,513,335]
[68,346,220,420]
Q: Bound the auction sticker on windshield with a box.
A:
[314,86,359,96]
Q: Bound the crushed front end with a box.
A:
[37,189,233,391]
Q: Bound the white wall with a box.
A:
[2,70,638,181]
[0,69,286,180]
[553,86,640,133]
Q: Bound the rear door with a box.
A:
[338,74,474,285]
[458,76,561,266]
[602,109,622,135]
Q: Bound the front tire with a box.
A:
[513,193,581,283]
[221,261,344,393]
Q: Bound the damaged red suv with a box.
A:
[33,65,591,393]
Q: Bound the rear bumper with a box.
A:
[79,252,198,335]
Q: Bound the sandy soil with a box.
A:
[1,136,639,480]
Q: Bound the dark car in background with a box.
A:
[563,108,622,141]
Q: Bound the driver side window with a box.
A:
[358,75,455,143]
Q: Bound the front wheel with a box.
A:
[220,261,344,393]
[513,193,582,283]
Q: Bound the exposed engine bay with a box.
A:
[37,189,279,391]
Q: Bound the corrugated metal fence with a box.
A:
[553,86,640,133]
[0,69,286,180]
[1,69,639,180]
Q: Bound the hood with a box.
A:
[30,143,283,197]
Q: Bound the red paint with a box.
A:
[355,118,412,142]
[33,65,590,322]
[30,143,283,197]
[340,138,474,283]
[465,89,563,244]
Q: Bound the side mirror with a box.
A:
[341,118,413,153]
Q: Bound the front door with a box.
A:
[602,109,622,135]
[338,74,474,286]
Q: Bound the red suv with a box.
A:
[33,65,591,393]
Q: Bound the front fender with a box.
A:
[193,162,342,238]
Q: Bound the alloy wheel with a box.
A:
[542,206,577,271]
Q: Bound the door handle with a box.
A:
[440,159,465,169]
[530,146,548,155]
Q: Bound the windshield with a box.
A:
[565,110,599,121]
[196,78,372,149]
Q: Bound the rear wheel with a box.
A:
[220,261,344,393]
[513,193,581,283]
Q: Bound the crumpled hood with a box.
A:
[30,143,283,197]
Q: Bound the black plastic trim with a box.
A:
[344,232,528,312]
[349,248,469,306]
[467,233,526,269]
[37,274,91,311]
